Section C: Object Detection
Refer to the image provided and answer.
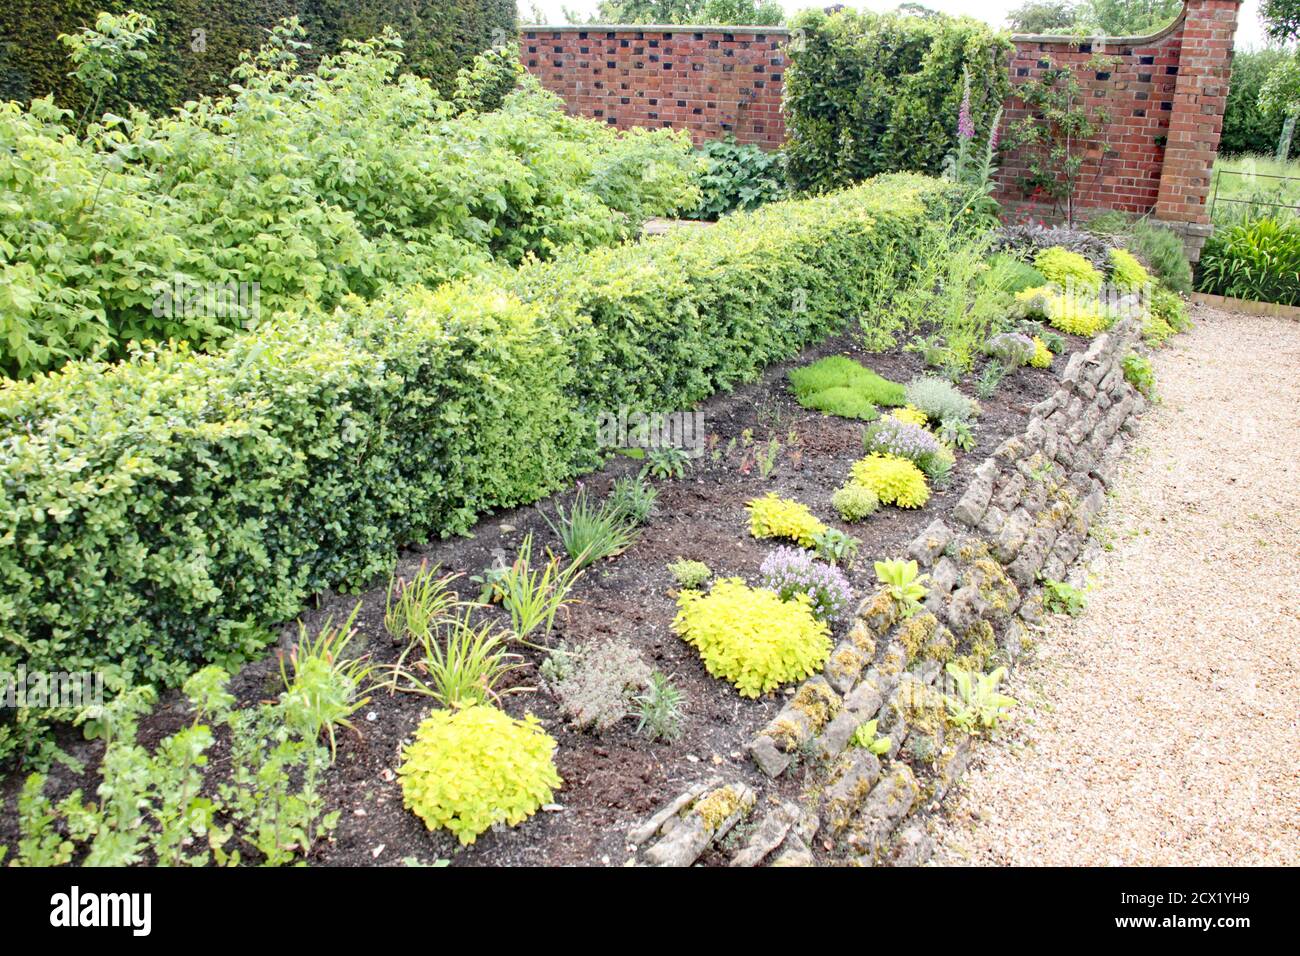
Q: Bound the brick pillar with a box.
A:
[1153,0,1242,261]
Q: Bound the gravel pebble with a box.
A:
[930,307,1300,866]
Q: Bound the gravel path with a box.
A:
[930,306,1300,866]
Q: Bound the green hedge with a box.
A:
[0,173,961,760]
[783,8,1013,194]
[0,1,516,115]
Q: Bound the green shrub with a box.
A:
[398,704,561,845]
[1220,49,1300,159]
[0,29,700,378]
[0,173,962,761]
[746,494,828,548]
[903,375,978,424]
[668,559,712,590]
[982,255,1048,294]
[1108,248,1151,292]
[672,578,831,698]
[783,7,1012,193]
[693,138,787,220]
[831,483,880,522]
[1085,213,1193,294]
[788,356,906,420]
[0,1,518,116]
[1034,246,1103,290]
[847,454,931,509]
[1197,216,1300,306]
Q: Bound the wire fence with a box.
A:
[1209,168,1300,222]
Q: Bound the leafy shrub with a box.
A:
[993,224,1110,271]
[982,255,1049,294]
[0,173,962,759]
[904,376,978,424]
[788,356,906,420]
[7,668,338,867]
[831,484,880,522]
[1034,246,1104,291]
[547,639,652,733]
[1220,48,1300,159]
[1197,216,1300,306]
[1029,336,1054,368]
[1122,352,1156,398]
[668,559,712,590]
[693,138,787,219]
[0,28,700,378]
[984,331,1037,367]
[811,527,861,567]
[672,579,831,698]
[1085,213,1193,293]
[1017,286,1113,337]
[848,455,931,509]
[783,7,1012,193]
[759,547,854,624]
[1108,248,1152,292]
[398,704,562,845]
[1,2,518,116]
[746,494,828,547]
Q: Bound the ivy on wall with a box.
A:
[782,8,1013,194]
[0,0,516,114]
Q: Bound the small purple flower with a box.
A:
[760,547,853,624]
[863,417,941,463]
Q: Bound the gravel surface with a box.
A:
[930,306,1300,866]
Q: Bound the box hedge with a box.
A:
[0,172,961,759]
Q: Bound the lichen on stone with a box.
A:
[693,786,746,832]
[792,680,841,729]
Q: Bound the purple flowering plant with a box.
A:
[759,547,854,624]
[863,416,941,463]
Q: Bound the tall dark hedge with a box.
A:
[0,0,516,114]
[783,8,1013,194]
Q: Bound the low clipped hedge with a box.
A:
[0,172,961,758]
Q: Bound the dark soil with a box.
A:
[1,330,1073,867]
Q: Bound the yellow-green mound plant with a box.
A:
[1033,246,1102,290]
[847,454,931,509]
[1107,247,1151,291]
[1029,336,1053,368]
[398,704,562,845]
[831,483,880,522]
[673,578,831,698]
[746,493,828,547]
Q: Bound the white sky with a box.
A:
[519,1,1275,50]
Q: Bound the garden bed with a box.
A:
[0,328,1075,866]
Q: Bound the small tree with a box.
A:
[1260,54,1300,161]
[1008,54,1115,224]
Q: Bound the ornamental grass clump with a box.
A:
[759,547,854,624]
[673,578,831,698]
[848,454,931,509]
[746,493,828,547]
[398,704,562,845]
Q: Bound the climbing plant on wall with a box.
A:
[782,8,1013,194]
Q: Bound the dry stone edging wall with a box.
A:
[631,319,1146,866]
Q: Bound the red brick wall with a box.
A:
[521,1,1239,242]
[996,22,1185,218]
[521,26,786,148]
